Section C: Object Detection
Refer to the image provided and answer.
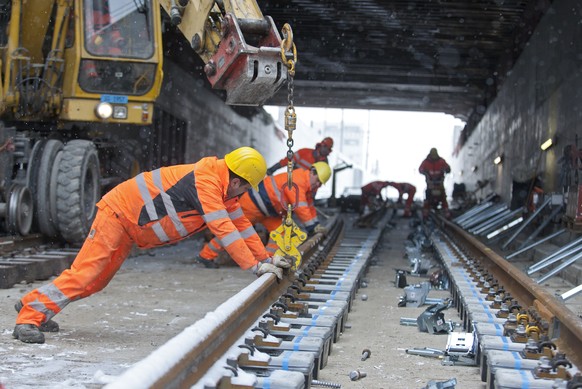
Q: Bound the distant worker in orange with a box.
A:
[266,137,334,175]
[360,181,391,214]
[419,148,451,219]
[198,162,332,264]
[83,0,126,80]
[386,182,417,217]
[13,147,291,344]
[87,0,125,56]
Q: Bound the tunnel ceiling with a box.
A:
[259,0,553,123]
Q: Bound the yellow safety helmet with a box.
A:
[312,162,332,185]
[224,147,267,190]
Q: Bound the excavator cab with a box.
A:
[67,0,163,124]
[79,0,158,96]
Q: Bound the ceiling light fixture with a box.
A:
[540,138,553,151]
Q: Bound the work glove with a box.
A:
[255,262,284,279]
[269,254,292,269]
[313,224,327,235]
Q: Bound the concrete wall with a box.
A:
[156,61,283,165]
[451,0,582,202]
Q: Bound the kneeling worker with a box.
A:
[386,181,417,217]
[198,162,331,264]
[13,146,290,344]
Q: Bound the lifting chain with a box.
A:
[270,24,305,270]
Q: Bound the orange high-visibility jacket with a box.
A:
[419,156,451,188]
[361,181,390,197]
[245,168,319,232]
[388,182,416,196]
[100,157,268,269]
[278,148,328,170]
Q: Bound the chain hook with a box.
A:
[280,24,297,77]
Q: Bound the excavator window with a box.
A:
[79,0,156,95]
[83,0,154,59]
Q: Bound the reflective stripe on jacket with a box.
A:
[246,168,319,231]
[99,157,268,269]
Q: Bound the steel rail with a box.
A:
[443,218,582,369]
[0,233,45,256]
[106,215,344,388]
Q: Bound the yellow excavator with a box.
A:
[0,0,291,243]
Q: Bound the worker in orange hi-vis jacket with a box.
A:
[360,180,391,214]
[266,137,333,175]
[386,182,417,217]
[13,147,291,344]
[200,162,332,261]
[419,147,451,219]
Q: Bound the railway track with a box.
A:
[94,207,580,388]
[0,234,78,288]
[3,206,582,388]
[433,217,582,389]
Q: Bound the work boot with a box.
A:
[13,324,45,344]
[15,301,60,332]
[194,256,219,269]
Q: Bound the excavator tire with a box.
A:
[25,139,46,228]
[35,139,63,238]
[109,139,141,181]
[56,140,100,244]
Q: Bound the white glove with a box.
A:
[271,255,292,269]
[314,224,327,235]
[256,262,284,279]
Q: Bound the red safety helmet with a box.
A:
[319,137,334,149]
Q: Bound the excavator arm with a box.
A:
[158,0,290,106]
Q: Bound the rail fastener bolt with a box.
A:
[311,379,342,388]
[361,348,372,361]
[349,369,367,381]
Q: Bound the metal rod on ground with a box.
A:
[560,284,582,301]
[473,208,523,236]
[453,201,494,224]
[487,216,523,240]
[455,201,499,226]
[516,205,564,251]
[506,229,566,260]
[527,237,582,275]
[501,197,551,250]
[536,250,582,284]
[479,208,526,236]
[469,208,513,234]
[460,204,507,229]
[458,203,505,229]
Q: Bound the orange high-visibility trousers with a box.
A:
[16,205,133,326]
